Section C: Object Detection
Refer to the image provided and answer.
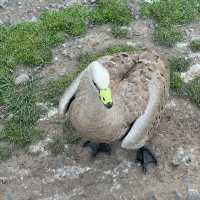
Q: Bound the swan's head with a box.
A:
[90,61,113,109]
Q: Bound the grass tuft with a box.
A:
[140,0,200,47]
[0,77,44,145]
[169,56,199,107]
[169,56,191,72]
[91,0,132,25]
[0,145,11,161]
[111,25,128,38]
[185,78,200,107]
[47,137,65,155]
[153,25,184,47]
[140,0,200,26]
[190,39,200,52]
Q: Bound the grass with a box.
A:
[169,56,200,107]
[140,0,200,47]
[0,145,11,161]
[91,0,132,25]
[47,137,65,156]
[111,25,128,38]
[153,26,184,47]
[190,39,200,52]
[186,78,200,106]
[169,56,191,72]
[0,77,44,145]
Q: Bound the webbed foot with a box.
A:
[83,141,111,157]
[136,145,157,173]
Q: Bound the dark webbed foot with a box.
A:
[136,146,157,173]
[83,141,111,157]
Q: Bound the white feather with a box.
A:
[89,61,110,89]
[121,73,162,150]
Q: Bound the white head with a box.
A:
[89,61,113,109]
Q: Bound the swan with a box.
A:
[59,50,168,172]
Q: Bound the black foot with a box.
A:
[136,146,157,173]
[83,141,111,157]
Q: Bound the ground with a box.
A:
[0,0,200,200]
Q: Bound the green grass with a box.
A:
[153,25,184,47]
[140,0,200,47]
[140,0,200,26]
[169,56,191,72]
[0,1,132,69]
[190,39,200,52]
[47,137,65,155]
[169,56,200,107]
[0,145,11,161]
[185,78,200,107]
[111,25,128,38]
[0,77,44,145]
[91,0,132,25]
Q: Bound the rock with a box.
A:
[15,73,30,85]
[187,189,200,200]
[0,0,8,8]
[126,41,145,49]
[4,191,13,200]
[30,16,37,22]
[0,19,3,25]
[176,42,188,49]
[17,1,22,6]
[143,0,160,3]
[172,147,192,167]
[146,193,157,200]
[175,191,182,200]
[180,64,200,83]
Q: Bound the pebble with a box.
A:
[176,42,188,48]
[172,147,192,167]
[187,189,200,200]
[175,191,182,200]
[180,64,200,83]
[147,193,157,200]
[0,0,8,8]
[17,1,22,6]
[15,73,30,85]
[0,19,3,25]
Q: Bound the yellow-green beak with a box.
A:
[99,88,113,109]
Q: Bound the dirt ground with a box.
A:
[0,0,200,200]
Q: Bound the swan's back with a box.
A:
[68,51,168,144]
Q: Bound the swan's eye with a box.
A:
[93,81,98,89]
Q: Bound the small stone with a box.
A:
[0,0,8,8]
[89,0,96,3]
[147,193,157,200]
[15,73,30,85]
[172,147,192,167]
[30,16,37,22]
[175,191,182,200]
[0,19,3,25]
[176,42,188,48]
[135,14,140,20]
[187,189,200,200]
[4,191,13,200]
[180,64,200,83]
[17,1,22,6]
